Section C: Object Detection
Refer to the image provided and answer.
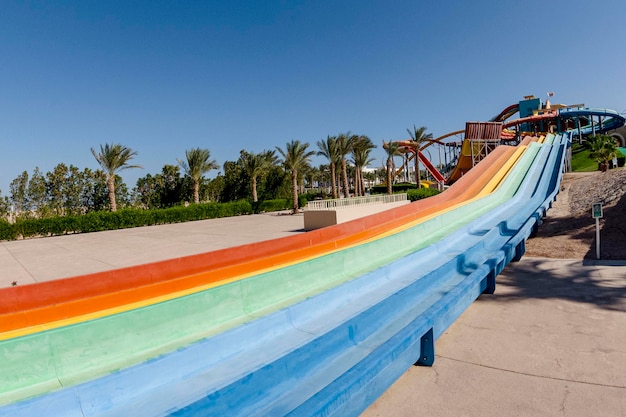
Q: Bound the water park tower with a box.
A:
[518,95,542,132]
[519,95,542,118]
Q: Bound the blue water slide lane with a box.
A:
[1,135,569,417]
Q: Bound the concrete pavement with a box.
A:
[1,213,625,416]
[0,211,304,287]
[362,257,626,417]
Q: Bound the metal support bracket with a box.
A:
[415,328,435,367]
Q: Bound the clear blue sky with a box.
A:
[2,0,625,195]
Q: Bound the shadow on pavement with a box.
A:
[483,258,626,312]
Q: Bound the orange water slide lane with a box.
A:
[503,112,559,129]
[0,145,525,334]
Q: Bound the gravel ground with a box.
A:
[525,168,626,260]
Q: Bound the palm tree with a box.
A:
[317,163,331,194]
[316,135,340,199]
[178,148,219,204]
[239,149,275,202]
[383,140,401,195]
[406,125,433,188]
[363,170,377,189]
[352,147,376,196]
[350,135,376,196]
[337,132,353,198]
[587,134,618,172]
[261,149,279,166]
[276,140,315,213]
[304,165,322,192]
[91,143,142,211]
[375,166,387,185]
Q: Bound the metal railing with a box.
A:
[305,193,408,211]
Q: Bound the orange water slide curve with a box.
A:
[0,142,531,334]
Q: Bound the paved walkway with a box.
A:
[1,213,625,416]
[362,257,626,417]
[0,211,304,287]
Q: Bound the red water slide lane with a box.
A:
[418,151,446,183]
[491,103,519,122]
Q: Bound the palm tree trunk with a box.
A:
[107,176,117,212]
[193,181,200,204]
[292,171,299,214]
[252,176,258,202]
[386,159,393,195]
[415,152,421,188]
[359,168,365,197]
[341,159,349,198]
[330,163,338,199]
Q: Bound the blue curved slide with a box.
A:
[559,108,626,135]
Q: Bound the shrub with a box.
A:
[371,183,442,195]
[80,211,108,233]
[256,199,291,213]
[407,188,441,201]
[298,195,308,209]
[586,134,618,172]
[0,220,16,241]
[300,191,328,202]
[1,200,255,241]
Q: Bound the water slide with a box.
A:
[418,150,446,183]
[446,122,513,183]
[502,110,559,129]
[558,108,626,136]
[427,103,548,184]
[390,140,447,184]
[446,137,478,182]
[0,132,569,416]
[490,103,519,122]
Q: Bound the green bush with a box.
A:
[370,183,418,194]
[1,200,254,241]
[256,199,291,213]
[298,195,308,209]
[14,218,47,239]
[0,220,16,241]
[407,188,441,201]
[370,183,442,195]
[392,182,417,192]
[300,191,328,202]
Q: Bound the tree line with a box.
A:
[0,127,433,220]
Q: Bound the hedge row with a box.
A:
[369,184,441,200]
[370,182,437,194]
[0,200,254,241]
[406,188,441,201]
[0,190,440,241]
[255,199,291,213]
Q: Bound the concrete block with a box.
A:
[304,201,410,231]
